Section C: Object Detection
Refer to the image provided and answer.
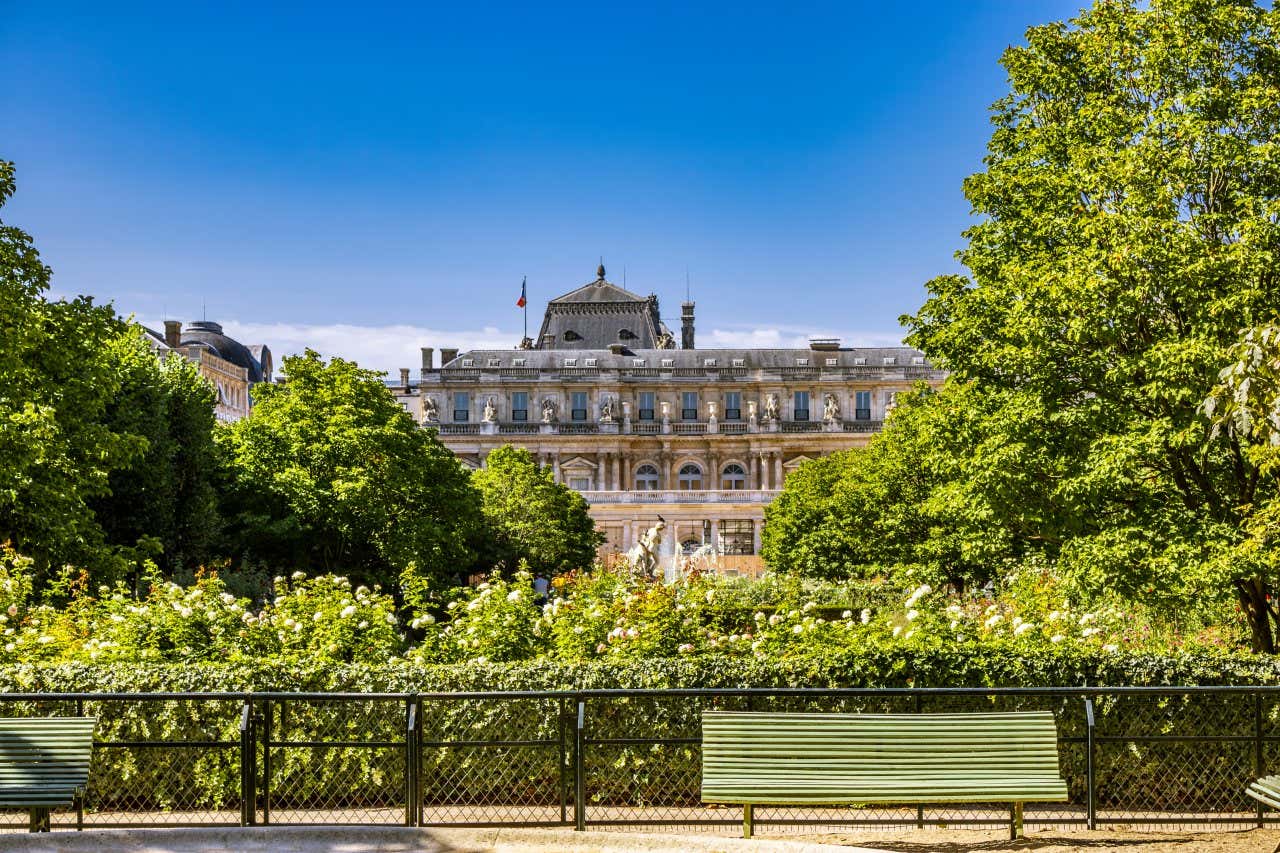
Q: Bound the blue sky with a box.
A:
[2,1,1082,371]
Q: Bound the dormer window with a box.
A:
[883,357,896,366]
[825,358,838,366]
[660,358,674,368]
[487,358,500,368]
[703,358,717,367]
[461,358,475,367]
[854,357,866,365]
[513,357,526,367]
[584,358,598,367]
[795,358,809,366]
[563,358,578,367]
[732,358,745,367]
[632,358,646,367]
[563,330,582,341]
[912,356,925,365]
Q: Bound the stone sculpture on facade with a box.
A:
[823,393,842,424]
[655,331,675,349]
[763,393,780,422]
[421,396,439,423]
[599,396,615,423]
[541,397,559,424]
[626,516,666,579]
[482,397,497,423]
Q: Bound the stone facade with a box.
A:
[390,267,944,574]
[144,320,274,422]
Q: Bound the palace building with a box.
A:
[390,265,943,574]
[145,320,274,422]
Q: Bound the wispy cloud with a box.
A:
[130,316,909,373]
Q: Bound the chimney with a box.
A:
[164,320,182,349]
[420,347,434,371]
[441,347,459,366]
[399,368,410,391]
[681,301,695,350]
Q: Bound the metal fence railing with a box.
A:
[2,686,1279,834]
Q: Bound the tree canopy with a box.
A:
[471,445,603,577]
[216,350,483,590]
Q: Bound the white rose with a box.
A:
[291,571,306,581]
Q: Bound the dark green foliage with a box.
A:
[471,446,603,576]
[216,350,484,590]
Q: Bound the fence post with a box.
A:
[262,699,272,826]
[405,696,418,827]
[239,697,257,826]
[75,697,85,831]
[1084,697,1096,831]
[558,697,568,825]
[915,693,924,829]
[574,699,586,832]
[1256,692,1265,829]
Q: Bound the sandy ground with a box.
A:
[797,827,1280,852]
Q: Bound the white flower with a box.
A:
[1014,622,1035,636]
[1048,611,1061,622]
[1079,613,1096,625]
[596,643,608,654]
[179,607,193,618]
[754,611,766,622]
[802,601,816,612]
[906,610,919,622]
[446,601,458,610]
[340,606,357,618]
[1103,643,1119,653]
[37,635,53,644]
[955,635,966,642]
[284,619,296,629]
[768,614,783,626]
[477,582,491,591]
[419,614,435,625]
[1050,634,1066,644]
[984,615,1002,629]
[466,598,484,611]
[358,621,369,629]
[291,571,306,581]
[625,628,639,639]
[385,613,397,625]
[506,590,522,602]
[273,576,285,585]
[313,611,324,622]
[293,622,304,633]
[792,624,803,635]
[327,643,340,654]
[860,609,871,625]
[678,643,695,654]
[1082,627,1101,638]
[892,626,902,637]
[842,610,853,619]
[1012,616,1023,628]
[705,590,716,603]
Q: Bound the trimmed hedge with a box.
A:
[1,649,1278,815]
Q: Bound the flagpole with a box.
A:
[522,276,528,340]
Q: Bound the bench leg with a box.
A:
[743,803,754,838]
[29,807,50,832]
[1010,802,1023,840]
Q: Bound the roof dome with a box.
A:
[180,321,267,383]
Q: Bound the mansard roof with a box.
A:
[535,264,670,349]
[441,346,932,370]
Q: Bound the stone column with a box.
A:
[597,452,608,490]
[551,453,561,484]
[749,454,759,490]
[752,520,762,556]
[773,453,783,489]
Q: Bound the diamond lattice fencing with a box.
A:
[1,687,1278,833]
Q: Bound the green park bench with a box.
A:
[0,717,96,831]
[701,709,1069,839]
[1246,776,1280,810]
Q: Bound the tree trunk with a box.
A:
[1235,575,1278,654]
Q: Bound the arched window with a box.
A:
[678,463,703,491]
[681,539,703,556]
[634,464,659,490]
[721,463,747,490]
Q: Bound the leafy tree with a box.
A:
[471,445,603,577]
[217,350,482,590]
[0,161,145,582]
[90,327,221,580]
[896,0,1280,620]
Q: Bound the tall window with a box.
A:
[855,390,871,421]
[678,463,703,490]
[682,392,698,421]
[634,464,659,490]
[724,392,741,420]
[721,463,747,490]
[512,391,528,422]
[638,392,655,421]
[794,391,810,421]
[720,520,754,555]
[571,392,588,421]
[453,392,470,422]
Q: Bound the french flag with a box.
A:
[517,277,527,308]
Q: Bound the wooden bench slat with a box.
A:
[0,717,95,830]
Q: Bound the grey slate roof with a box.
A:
[535,264,670,349]
[442,346,932,370]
